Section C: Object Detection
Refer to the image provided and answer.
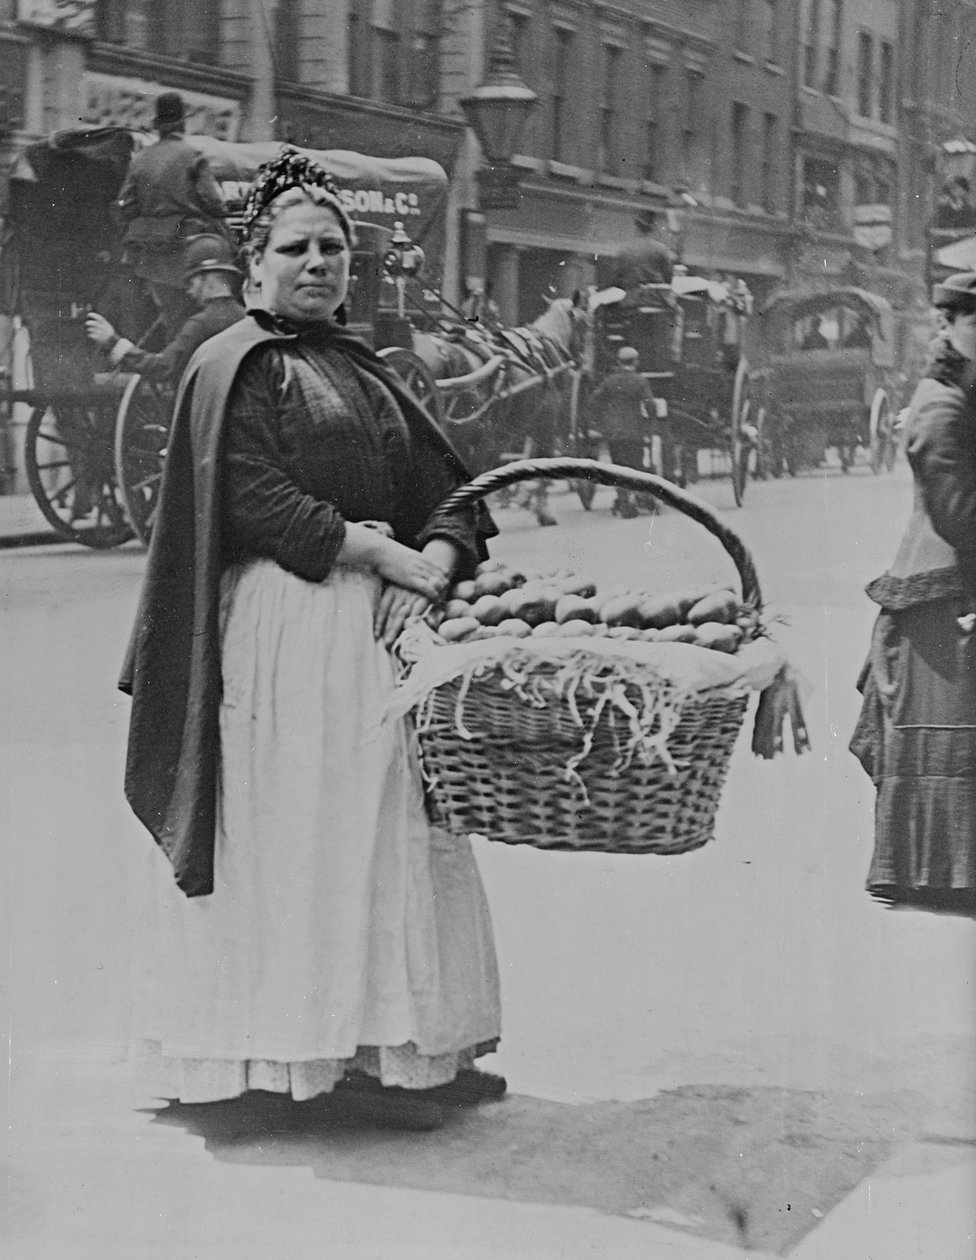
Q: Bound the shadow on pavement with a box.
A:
[151,1082,925,1255]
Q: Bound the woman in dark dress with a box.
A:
[122,152,503,1128]
[851,271,976,914]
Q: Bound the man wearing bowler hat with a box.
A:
[85,235,244,386]
[116,91,228,336]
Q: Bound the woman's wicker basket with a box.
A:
[408,458,769,857]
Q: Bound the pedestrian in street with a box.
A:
[120,150,503,1129]
[587,345,660,517]
[850,271,976,916]
[85,235,245,386]
[611,211,675,301]
[116,92,228,337]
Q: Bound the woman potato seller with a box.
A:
[851,271,976,916]
[121,151,503,1130]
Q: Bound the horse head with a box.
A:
[532,290,592,363]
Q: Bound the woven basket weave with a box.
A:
[413,457,764,856]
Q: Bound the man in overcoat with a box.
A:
[116,92,227,336]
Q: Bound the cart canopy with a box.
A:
[4,127,449,309]
[759,286,895,367]
[760,286,893,324]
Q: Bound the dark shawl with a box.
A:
[120,315,494,896]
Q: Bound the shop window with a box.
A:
[824,0,842,94]
[857,31,873,117]
[682,68,705,184]
[599,45,621,175]
[762,113,777,212]
[372,26,399,104]
[275,0,300,83]
[731,102,748,206]
[735,0,750,52]
[879,40,894,124]
[406,2,441,110]
[762,0,779,63]
[95,0,219,64]
[801,156,841,229]
[803,0,820,88]
[550,26,573,163]
[644,62,666,182]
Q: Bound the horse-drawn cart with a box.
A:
[585,272,756,506]
[748,286,901,477]
[1,127,584,545]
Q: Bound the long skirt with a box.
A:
[128,560,501,1102]
[850,597,976,912]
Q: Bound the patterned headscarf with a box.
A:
[241,147,353,244]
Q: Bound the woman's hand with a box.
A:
[373,545,450,647]
[374,585,435,647]
[374,538,458,647]
[84,313,117,348]
[371,539,449,601]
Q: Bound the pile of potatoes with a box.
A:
[432,560,757,654]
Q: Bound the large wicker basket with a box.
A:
[409,457,766,857]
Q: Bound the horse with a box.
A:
[409,293,589,524]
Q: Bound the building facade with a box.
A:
[2,1,976,321]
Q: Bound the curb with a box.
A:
[0,529,62,550]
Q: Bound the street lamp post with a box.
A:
[459,18,538,212]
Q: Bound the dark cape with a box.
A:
[120,314,494,897]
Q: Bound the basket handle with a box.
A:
[437,457,763,612]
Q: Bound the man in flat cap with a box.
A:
[86,235,244,387]
[116,92,228,337]
[587,344,662,517]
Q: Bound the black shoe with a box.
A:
[423,1069,508,1107]
[327,1073,446,1130]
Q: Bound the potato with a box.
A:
[686,589,740,626]
[636,594,684,630]
[691,622,743,653]
[438,616,480,643]
[470,594,508,626]
[469,624,500,640]
[606,625,640,640]
[554,619,596,637]
[655,623,698,644]
[532,621,561,637]
[473,570,512,598]
[494,618,533,638]
[555,573,597,598]
[672,585,718,617]
[442,598,473,620]
[451,579,476,602]
[508,589,557,627]
[554,594,598,624]
[475,559,506,576]
[598,595,644,628]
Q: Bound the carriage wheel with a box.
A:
[731,399,752,507]
[378,347,445,424]
[730,357,752,507]
[566,371,599,508]
[752,405,769,480]
[114,375,172,546]
[869,390,896,474]
[25,403,133,549]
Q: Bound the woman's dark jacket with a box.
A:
[865,348,976,612]
[120,315,495,897]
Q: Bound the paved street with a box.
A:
[1,456,974,1258]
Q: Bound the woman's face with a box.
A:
[251,200,351,323]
